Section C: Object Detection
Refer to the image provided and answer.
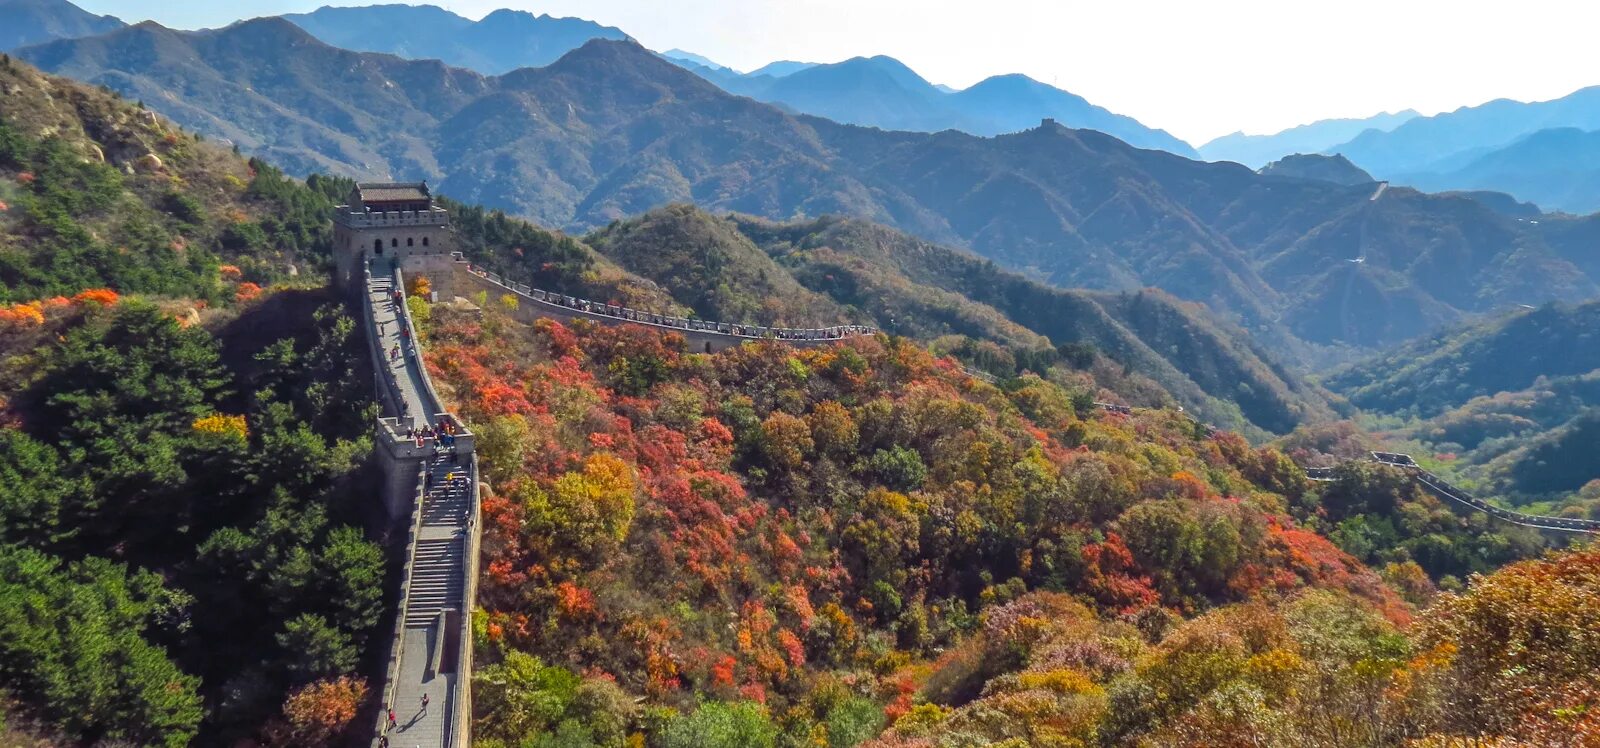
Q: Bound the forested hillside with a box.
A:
[4,45,1600,748]
[0,57,394,745]
[22,23,1600,355]
[402,288,1600,747]
[581,206,1342,437]
[1325,300,1600,510]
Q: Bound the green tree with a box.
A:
[0,430,82,546]
[0,546,201,746]
[473,651,582,742]
[276,613,357,682]
[660,700,778,748]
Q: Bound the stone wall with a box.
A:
[403,255,876,354]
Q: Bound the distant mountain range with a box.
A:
[1313,87,1600,213]
[1395,127,1600,214]
[281,4,632,74]
[1203,86,1600,214]
[21,18,1600,360]
[666,53,1199,156]
[0,0,121,50]
[1199,110,1418,167]
[250,3,1199,155]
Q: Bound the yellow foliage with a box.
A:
[538,452,638,549]
[192,413,247,440]
[407,274,432,298]
[1016,668,1103,697]
[1243,647,1305,698]
[500,293,520,311]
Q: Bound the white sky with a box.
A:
[73,0,1600,145]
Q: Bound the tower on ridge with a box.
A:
[331,182,454,292]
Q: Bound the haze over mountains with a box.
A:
[0,0,121,51]
[1199,109,1419,168]
[288,4,1202,156]
[281,4,632,73]
[664,52,1199,155]
[19,15,1600,361]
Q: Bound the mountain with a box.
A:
[24,22,1600,355]
[0,52,335,302]
[719,57,1198,155]
[949,73,1198,154]
[1326,300,1600,501]
[746,59,815,78]
[1198,109,1417,167]
[0,0,122,51]
[1400,127,1600,214]
[1328,301,1600,418]
[1329,86,1600,178]
[660,48,730,71]
[0,55,400,748]
[1258,153,1375,186]
[748,55,970,132]
[582,205,1343,436]
[428,225,1600,748]
[1439,190,1543,219]
[281,4,631,74]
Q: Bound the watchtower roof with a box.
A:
[356,182,431,203]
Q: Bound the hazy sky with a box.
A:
[73,0,1600,144]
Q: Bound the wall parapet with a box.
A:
[443,254,877,345]
[336,207,451,229]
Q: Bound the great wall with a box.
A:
[341,183,1597,747]
[340,184,879,747]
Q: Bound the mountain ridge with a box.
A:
[1199,109,1418,167]
[21,21,1600,357]
[280,2,632,74]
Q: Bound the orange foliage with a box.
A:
[278,676,366,745]
[72,288,119,306]
[235,282,263,302]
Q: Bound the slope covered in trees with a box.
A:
[400,287,1600,747]
[581,206,1343,437]
[412,296,1403,747]
[1325,300,1600,506]
[0,58,685,746]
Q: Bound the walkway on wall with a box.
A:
[461,260,878,344]
[1305,451,1600,534]
[365,258,477,748]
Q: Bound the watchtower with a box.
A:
[331,182,454,293]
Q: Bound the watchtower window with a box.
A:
[391,238,398,248]
[407,237,414,247]
[373,238,382,252]
[422,237,429,247]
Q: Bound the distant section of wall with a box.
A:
[403,254,878,353]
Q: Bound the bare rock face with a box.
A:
[135,152,162,172]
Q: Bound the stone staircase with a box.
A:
[406,456,470,628]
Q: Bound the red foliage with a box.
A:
[1081,532,1160,613]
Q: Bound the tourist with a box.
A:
[387,707,397,729]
